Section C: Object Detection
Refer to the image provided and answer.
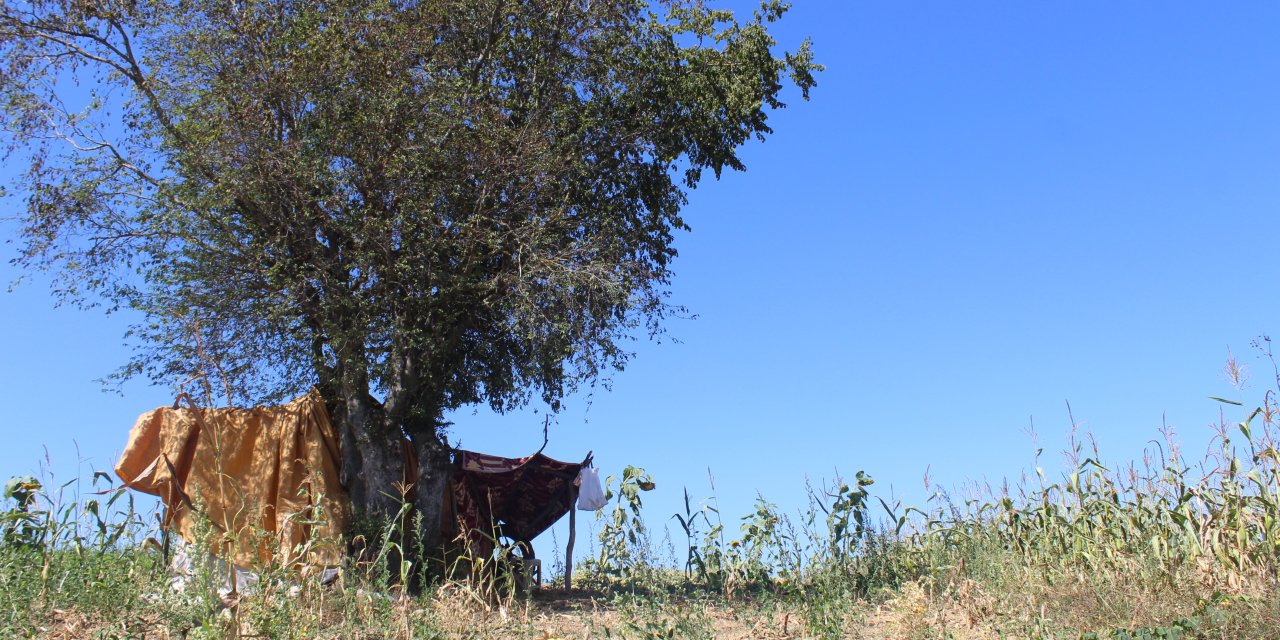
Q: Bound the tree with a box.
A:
[0,0,818,559]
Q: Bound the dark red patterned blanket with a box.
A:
[449,450,588,554]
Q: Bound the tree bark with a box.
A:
[411,432,454,575]
[332,385,457,580]
[335,391,405,523]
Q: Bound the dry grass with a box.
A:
[9,365,1280,638]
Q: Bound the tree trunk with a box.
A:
[411,433,454,575]
[333,387,456,580]
[335,392,405,524]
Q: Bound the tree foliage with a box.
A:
[1,0,818,438]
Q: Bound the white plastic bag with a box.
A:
[576,466,607,511]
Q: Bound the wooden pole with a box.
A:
[566,453,590,591]
[565,486,577,590]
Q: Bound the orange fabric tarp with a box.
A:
[114,391,350,568]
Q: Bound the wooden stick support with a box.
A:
[566,485,578,590]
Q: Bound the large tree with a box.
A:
[1,0,817,555]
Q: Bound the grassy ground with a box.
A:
[6,386,1280,638]
[5,562,1274,639]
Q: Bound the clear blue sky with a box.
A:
[3,2,1279,562]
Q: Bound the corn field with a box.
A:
[4,388,1280,638]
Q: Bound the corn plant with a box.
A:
[591,466,655,582]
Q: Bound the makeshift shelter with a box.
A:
[115,392,594,584]
[447,449,592,585]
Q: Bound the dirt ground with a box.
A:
[31,582,1001,639]
[424,583,998,640]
